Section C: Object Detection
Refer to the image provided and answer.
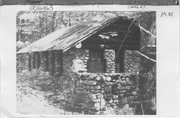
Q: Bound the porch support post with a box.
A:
[32,52,36,69]
[115,49,125,73]
[36,52,41,69]
[28,53,32,71]
[41,51,49,71]
[49,50,55,75]
[54,50,63,76]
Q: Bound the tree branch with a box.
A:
[139,25,156,38]
[135,51,156,63]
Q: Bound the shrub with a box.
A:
[58,90,96,114]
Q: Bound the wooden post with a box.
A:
[41,51,49,71]
[54,50,63,76]
[32,52,36,69]
[28,53,32,71]
[36,52,41,69]
[49,50,55,75]
[115,49,125,73]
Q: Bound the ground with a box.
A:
[16,70,135,115]
[17,81,75,115]
[16,70,79,115]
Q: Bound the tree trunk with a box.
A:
[39,16,42,38]
[51,11,57,32]
[45,13,48,35]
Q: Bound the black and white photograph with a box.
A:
[16,11,156,115]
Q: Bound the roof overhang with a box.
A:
[17,15,140,54]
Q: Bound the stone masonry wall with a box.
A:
[63,48,89,75]
[62,48,141,111]
[105,49,116,73]
[77,73,139,111]
[63,48,141,74]
[124,50,141,73]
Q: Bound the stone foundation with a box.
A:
[76,73,139,110]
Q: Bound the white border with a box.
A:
[0,5,180,117]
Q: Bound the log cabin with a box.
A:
[17,14,141,75]
[17,14,157,112]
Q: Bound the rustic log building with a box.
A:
[17,14,156,114]
[17,15,140,75]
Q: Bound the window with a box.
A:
[87,49,106,73]
[87,49,125,73]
